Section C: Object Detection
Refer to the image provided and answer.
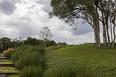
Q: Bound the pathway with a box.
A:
[0,53,19,77]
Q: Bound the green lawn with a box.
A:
[7,74,19,77]
[0,62,13,64]
[0,70,19,73]
[0,67,16,70]
[45,45,116,77]
[0,67,19,73]
[55,43,116,64]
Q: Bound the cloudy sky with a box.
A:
[0,0,96,44]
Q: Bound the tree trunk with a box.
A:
[106,23,110,48]
[93,18,101,48]
[111,25,115,49]
[111,17,116,49]
[103,23,107,48]
[110,19,113,43]
[97,22,101,48]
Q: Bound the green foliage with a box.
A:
[0,37,11,50]
[55,43,116,64]
[46,45,70,51]
[11,45,45,77]
[20,66,43,77]
[62,42,67,45]
[15,51,44,70]
[4,50,13,58]
[53,44,116,77]
[11,45,45,62]
[45,64,94,77]
[23,37,40,46]
[44,50,95,77]
[46,40,57,47]
[7,74,19,77]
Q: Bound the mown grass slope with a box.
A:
[55,43,116,64]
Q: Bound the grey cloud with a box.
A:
[5,19,38,37]
[37,0,52,13]
[0,0,20,15]
[18,26,36,37]
[6,22,37,37]
[71,23,93,35]
[42,5,52,13]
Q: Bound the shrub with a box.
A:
[4,50,13,58]
[31,45,45,55]
[4,48,14,58]
[44,62,95,77]
[11,45,45,62]
[15,51,44,70]
[20,66,43,77]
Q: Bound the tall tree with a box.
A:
[50,0,101,48]
[50,0,116,48]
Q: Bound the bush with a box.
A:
[31,45,45,55]
[15,51,44,70]
[44,50,96,77]
[11,45,45,62]
[20,66,43,77]
[45,64,95,77]
[4,50,14,58]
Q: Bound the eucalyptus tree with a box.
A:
[110,1,116,48]
[97,0,116,48]
[49,0,101,48]
[50,0,116,48]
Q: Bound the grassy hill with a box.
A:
[41,44,116,77]
[55,43,116,64]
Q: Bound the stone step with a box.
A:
[0,75,6,77]
[0,53,4,57]
[0,60,9,62]
[0,68,8,70]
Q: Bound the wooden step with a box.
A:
[0,58,11,60]
[0,73,18,77]
[0,64,15,67]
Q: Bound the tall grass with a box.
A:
[44,50,95,77]
[45,63,95,77]
[20,66,43,77]
[8,45,45,77]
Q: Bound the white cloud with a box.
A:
[0,0,96,44]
